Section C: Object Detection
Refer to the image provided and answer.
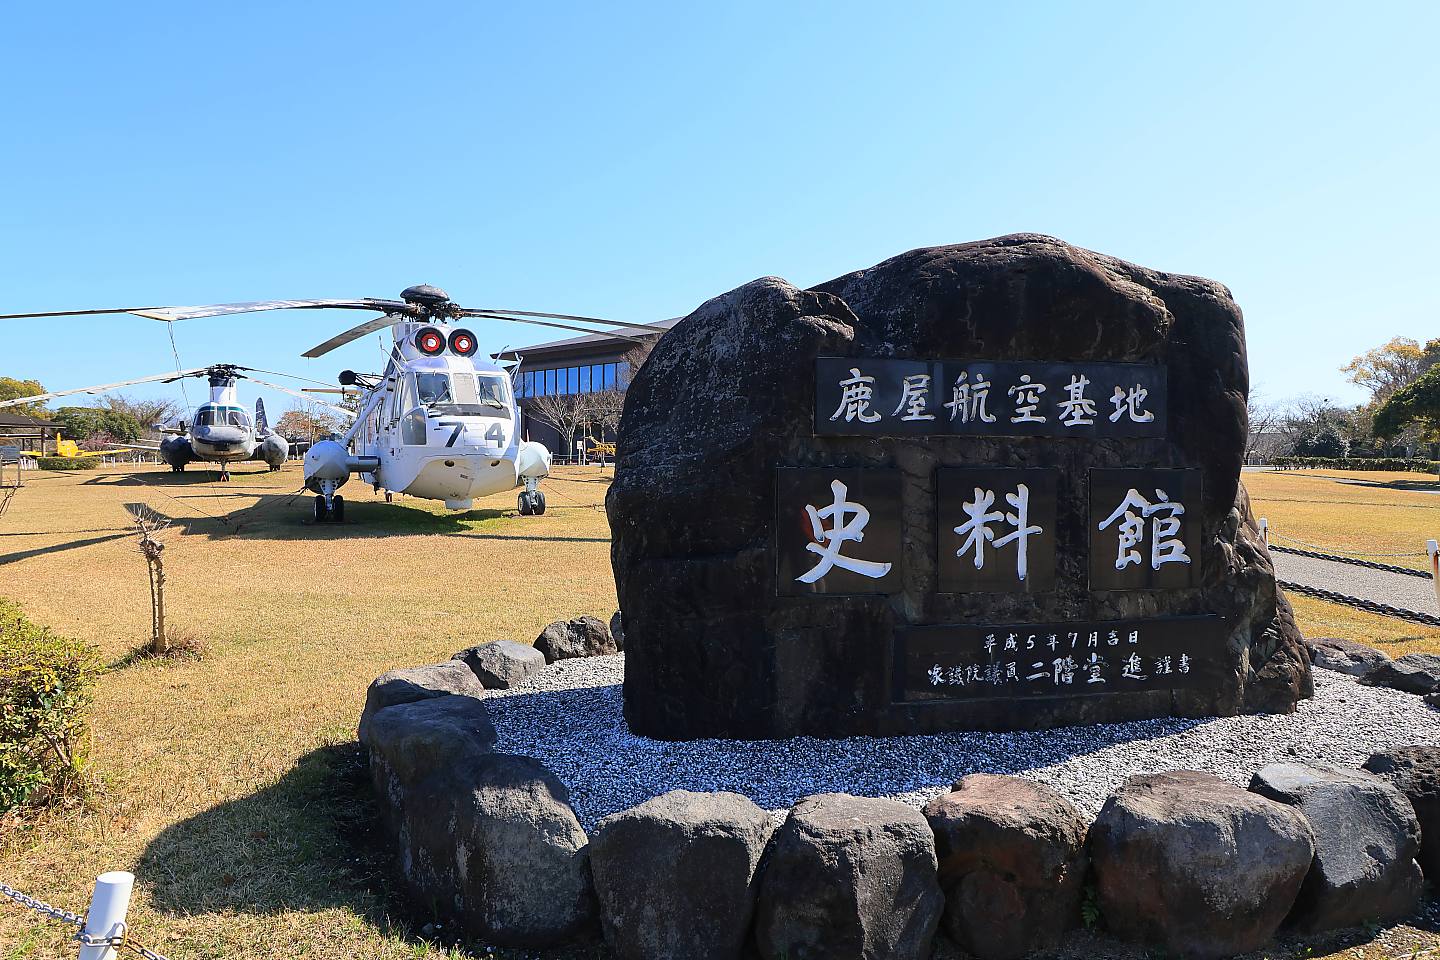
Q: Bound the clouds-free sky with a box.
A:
[1,2,1435,415]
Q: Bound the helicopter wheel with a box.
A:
[313,495,328,523]
[532,491,546,515]
[518,491,533,516]
[332,496,345,522]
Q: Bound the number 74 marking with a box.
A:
[437,421,507,448]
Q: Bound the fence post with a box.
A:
[1259,517,1268,545]
[77,872,133,960]
[1428,539,1439,613]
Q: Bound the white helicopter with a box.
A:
[2,285,664,521]
[0,364,348,480]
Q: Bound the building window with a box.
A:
[580,366,591,393]
[546,369,557,395]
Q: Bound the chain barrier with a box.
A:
[1277,580,1440,628]
[0,881,172,960]
[1268,531,1430,559]
[1269,543,1434,579]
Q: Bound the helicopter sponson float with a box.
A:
[1,283,666,522]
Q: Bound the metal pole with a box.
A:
[1428,539,1438,613]
[78,872,133,960]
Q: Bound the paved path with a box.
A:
[1273,552,1438,616]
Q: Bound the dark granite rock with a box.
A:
[534,615,617,663]
[1089,771,1314,959]
[357,661,486,748]
[1427,691,1440,709]
[923,774,1088,960]
[754,793,942,960]
[1306,637,1392,677]
[609,235,1309,739]
[367,702,592,948]
[609,611,625,651]
[1365,745,1440,880]
[453,639,545,689]
[1361,653,1440,695]
[1250,762,1422,932]
[590,790,771,960]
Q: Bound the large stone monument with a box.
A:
[608,234,1311,740]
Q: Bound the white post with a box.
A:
[1259,517,1269,545]
[78,872,133,960]
[1428,539,1439,613]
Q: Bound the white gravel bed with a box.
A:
[484,654,1440,830]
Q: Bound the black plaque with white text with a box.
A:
[815,358,1167,439]
[893,616,1226,704]
[937,468,1059,593]
[775,467,902,597]
[1089,468,1203,591]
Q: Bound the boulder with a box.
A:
[754,793,943,960]
[1361,653,1440,695]
[1365,745,1440,880]
[1427,691,1440,709]
[590,790,772,960]
[1088,770,1314,959]
[609,611,625,651]
[922,774,1088,960]
[1306,637,1391,677]
[365,695,496,816]
[534,615,617,663]
[609,235,1309,739]
[453,639,545,689]
[357,661,486,748]
[1250,763,1422,932]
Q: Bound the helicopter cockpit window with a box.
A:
[411,372,508,416]
[196,408,216,427]
[226,410,251,428]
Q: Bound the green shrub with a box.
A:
[0,599,101,813]
[1268,456,1439,473]
[35,456,99,471]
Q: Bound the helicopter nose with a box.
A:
[202,426,246,444]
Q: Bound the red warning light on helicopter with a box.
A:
[448,329,478,357]
[415,327,446,356]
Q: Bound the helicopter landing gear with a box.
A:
[217,466,231,482]
[313,494,346,523]
[518,482,546,516]
[385,491,393,503]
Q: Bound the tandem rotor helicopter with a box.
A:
[2,285,665,522]
[0,364,350,480]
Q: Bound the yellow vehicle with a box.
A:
[54,435,127,458]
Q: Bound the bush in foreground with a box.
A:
[0,599,101,813]
[35,455,100,471]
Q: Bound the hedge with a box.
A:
[35,455,100,471]
[1268,456,1440,473]
[0,599,101,813]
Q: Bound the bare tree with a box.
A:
[124,503,172,655]
[1244,391,1284,463]
[276,401,342,445]
[528,392,591,460]
[101,392,181,436]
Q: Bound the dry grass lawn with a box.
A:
[1244,469,1440,655]
[0,463,1438,959]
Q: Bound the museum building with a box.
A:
[502,316,679,458]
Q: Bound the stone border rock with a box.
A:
[358,623,1435,957]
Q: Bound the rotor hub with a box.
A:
[400,284,452,313]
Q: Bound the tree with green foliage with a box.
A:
[1373,365,1440,442]
[0,376,47,418]
[53,406,143,442]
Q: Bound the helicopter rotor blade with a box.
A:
[0,367,214,408]
[0,299,405,323]
[238,375,357,420]
[464,308,668,334]
[302,313,408,359]
[459,311,644,343]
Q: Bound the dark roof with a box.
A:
[497,316,682,361]
[0,411,58,428]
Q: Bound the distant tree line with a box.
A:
[1248,336,1440,463]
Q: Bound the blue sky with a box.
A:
[1,2,1436,416]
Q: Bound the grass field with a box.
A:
[1,463,1438,960]
[1244,469,1440,655]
